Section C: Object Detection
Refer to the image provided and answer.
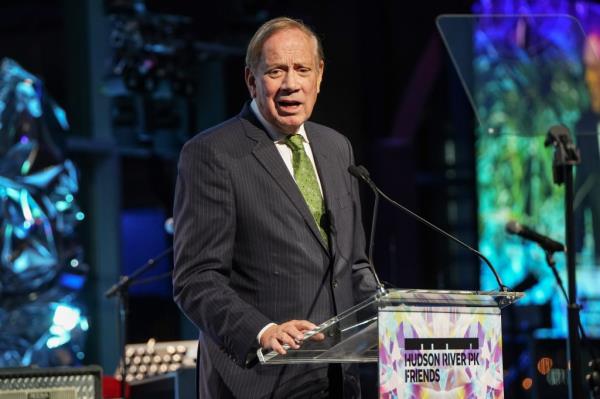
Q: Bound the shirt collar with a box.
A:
[250,99,309,144]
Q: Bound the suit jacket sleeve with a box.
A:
[172,137,271,366]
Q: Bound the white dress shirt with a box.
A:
[250,100,323,195]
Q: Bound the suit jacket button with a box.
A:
[332,280,339,288]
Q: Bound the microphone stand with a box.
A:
[544,250,597,362]
[104,247,174,399]
[544,124,583,399]
[365,177,386,295]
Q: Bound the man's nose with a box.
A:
[282,71,300,91]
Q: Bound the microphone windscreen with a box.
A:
[357,165,371,178]
[505,220,521,235]
[348,165,364,179]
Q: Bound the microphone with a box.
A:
[505,220,564,253]
[348,165,509,292]
[348,167,378,263]
[164,217,174,235]
[348,165,372,185]
[348,165,385,294]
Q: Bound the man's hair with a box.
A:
[245,17,324,71]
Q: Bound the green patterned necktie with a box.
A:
[285,134,328,244]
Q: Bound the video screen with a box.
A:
[466,2,600,337]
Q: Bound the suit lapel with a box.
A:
[239,109,330,254]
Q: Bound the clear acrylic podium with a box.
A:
[257,289,523,397]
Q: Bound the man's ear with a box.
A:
[316,60,324,94]
[245,67,256,98]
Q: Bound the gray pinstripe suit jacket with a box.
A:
[172,103,378,398]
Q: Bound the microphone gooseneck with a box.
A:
[348,165,385,294]
[348,165,509,292]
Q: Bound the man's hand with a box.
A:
[260,320,325,355]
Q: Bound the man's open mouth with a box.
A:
[277,100,302,110]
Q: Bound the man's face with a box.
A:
[245,28,324,134]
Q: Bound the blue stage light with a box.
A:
[59,273,86,290]
[52,304,81,331]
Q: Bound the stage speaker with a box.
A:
[0,365,102,399]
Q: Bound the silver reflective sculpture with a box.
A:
[0,58,88,367]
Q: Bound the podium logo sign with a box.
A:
[378,308,503,399]
[404,338,480,384]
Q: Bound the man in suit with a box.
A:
[173,17,378,398]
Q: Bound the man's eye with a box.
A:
[267,69,283,77]
[297,68,311,74]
